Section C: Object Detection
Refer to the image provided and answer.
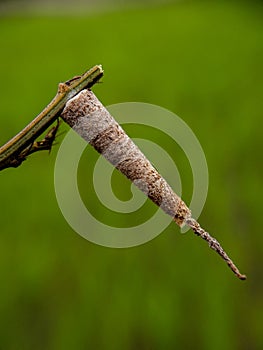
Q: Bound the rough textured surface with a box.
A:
[61,89,246,280]
[61,89,191,226]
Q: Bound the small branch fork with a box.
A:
[0,65,246,280]
[0,120,61,169]
[0,65,103,171]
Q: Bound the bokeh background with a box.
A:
[0,0,262,349]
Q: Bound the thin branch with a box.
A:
[0,67,246,280]
[61,89,247,280]
[0,65,103,171]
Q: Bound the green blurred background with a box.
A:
[0,0,262,349]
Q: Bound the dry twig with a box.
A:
[0,65,103,170]
[0,65,246,280]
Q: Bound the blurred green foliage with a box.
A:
[0,1,263,349]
